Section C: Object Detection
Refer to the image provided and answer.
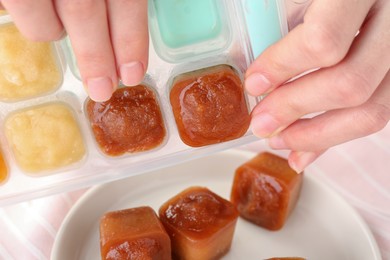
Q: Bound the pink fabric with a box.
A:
[1,124,389,260]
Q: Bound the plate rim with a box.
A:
[51,149,382,259]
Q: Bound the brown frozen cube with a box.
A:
[100,206,171,260]
[159,186,239,260]
[169,64,250,147]
[230,152,303,231]
[86,85,166,156]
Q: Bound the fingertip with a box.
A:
[287,157,302,174]
[245,73,272,96]
[86,77,115,102]
[32,29,65,42]
[250,112,281,138]
[288,150,323,173]
[288,151,307,173]
[119,61,145,86]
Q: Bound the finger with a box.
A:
[1,0,63,41]
[245,0,375,96]
[250,3,390,138]
[288,150,325,173]
[107,0,148,86]
[55,0,117,102]
[268,70,390,152]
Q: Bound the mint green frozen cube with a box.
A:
[154,0,222,48]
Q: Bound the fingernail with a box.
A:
[86,77,114,102]
[250,113,280,138]
[245,73,272,96]
[268,134,288,149]
[288,159,302,174]
[289,151,319,174]
[120,61,144,86]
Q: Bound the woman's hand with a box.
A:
[245,0,390,172]
[1,0,148,102]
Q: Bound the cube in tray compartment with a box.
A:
[170,64,250,147]
[99,206,171,260]
[86,84,166,157]
[0,23,62,102]
[230,152,303,230]
[149,0,231,62]
[159,186,239,260]
[4,102,86,174]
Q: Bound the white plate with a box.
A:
[52,150,381,260]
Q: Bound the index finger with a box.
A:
[245,0,375,96]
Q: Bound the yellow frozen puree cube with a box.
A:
[0,23,62,101]
[5,103,86,174]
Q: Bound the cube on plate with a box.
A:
[100,206,171,260]
[230,152,303,230]
[159,186,239,260]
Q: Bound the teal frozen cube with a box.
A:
[154,0,222,48]
[149,0,231,62]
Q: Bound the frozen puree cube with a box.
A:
[230,152,303,230]
[4,102,86,174]
[86,85,166,156]
[0,24,62,102]
[100,206,171,260]
[159,186,239,260]
[153,0,222,48]
[170,65,250,147]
